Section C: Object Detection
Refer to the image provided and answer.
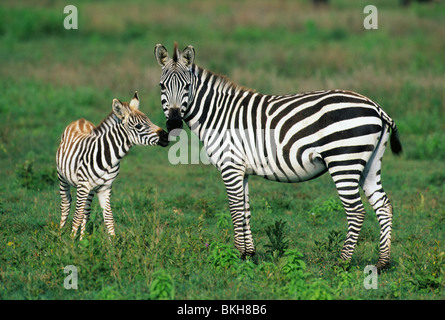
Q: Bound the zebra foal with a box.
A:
[154,43,402,270]
[56,92,168,239]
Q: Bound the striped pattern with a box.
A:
[56,92,168,239]
[155,43,402,270]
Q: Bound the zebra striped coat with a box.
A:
[155,43,402,270]
[56,92,168,239]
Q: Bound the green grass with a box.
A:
[0,0,444,300]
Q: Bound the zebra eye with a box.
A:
[135,124,143,130]
[159,83,166,91]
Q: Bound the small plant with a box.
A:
[235,258,256,281]
[282,249,336,300]
[96,284,123,300]
[207,242,239,271]
[281,249,307,277]
[265,219,289,259]
[184,214,208,254]
[216,212,231,230]
[332,266,361,298]
[149,269,175,300]
[405,240,444,293]
[288,277,335,300]
[314,229,343,255]
[308,198,343,226]
[215,212,232,244]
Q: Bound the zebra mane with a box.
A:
[172,41,179,63]
[198,65,256,94]
[93,110,127,135]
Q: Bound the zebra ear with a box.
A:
[154,44,169,66]
[129,91,140,110]
[182,45,195,67]
[112,99,129,120]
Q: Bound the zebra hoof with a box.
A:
[334,258,351,271]
[375,261,390,273]
[238,248,256,259]
[245,250,256,258]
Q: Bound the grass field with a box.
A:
[0,0,444,300]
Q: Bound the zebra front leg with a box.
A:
[97,188,115,237]
[221,168,255,258]
[71,185,91,239]
[242,176,255,256]
[59,177,72,229]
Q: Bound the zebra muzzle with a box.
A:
[157,129,169,147]
[166,108,183,134]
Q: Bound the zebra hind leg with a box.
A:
[59,177,72,229]
[360,126,393,271]
[338,184,366,265]
[327,162,367,265]
[79,192,94,240]
[374,198,393,271]
[361,173,393,271]
[71,185,91,239]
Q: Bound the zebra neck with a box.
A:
[185,65,254,143]
[95,113,132,167]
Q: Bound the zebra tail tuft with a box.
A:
[379,107,402,156]
[390,125,403,156]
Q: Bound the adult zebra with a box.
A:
[154,43,402,270]
[56,92,169,240]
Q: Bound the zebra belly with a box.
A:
[246,146,328,183]
[58,159,119,191]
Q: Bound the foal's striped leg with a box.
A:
[59,177,72,229]
[97,188,115,237]
[71,185,91,238]
[79,192,94,240]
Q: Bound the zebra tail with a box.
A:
[390,124,403,156]
[378,106,402,156]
